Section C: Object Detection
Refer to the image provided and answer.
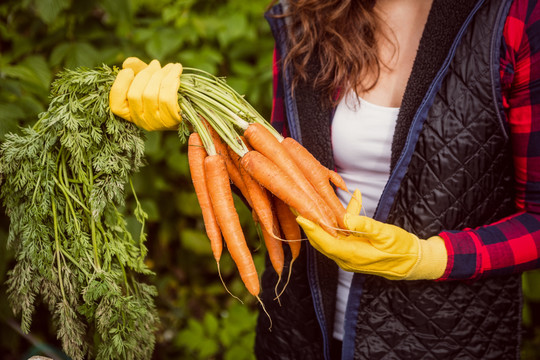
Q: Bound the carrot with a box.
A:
[189,133,244,302]
[274,196,302,258]
[328,168,348,193]
[254,211,284,279]
[188,133,222,262]
[224,138,275,235]
[273,196,302,299]
[263,221,285,304]
[243,123,338,231]
[205,121,252,206]
[240,150,337,236]
[230,138,283,293]
[281,137,348,228]
[204,153,260,297]
[241,163,275,234]
[253,209,285,304]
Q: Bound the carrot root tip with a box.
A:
[217,262,243,304]
[274,274,283,306]
[257,295,272,332]
[275,257,295,300]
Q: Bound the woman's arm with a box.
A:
[439,0,540,280]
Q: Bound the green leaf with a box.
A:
[143,131,164,159]
[50,42,100,69]
[34,0,70,24]
[198,338,219,358]
[203,312,219,336]
[179,228,211,256]
[167,147,189,176]
[50,43,71,67]
[0,104,24,140]
[0,103,25,122]
[190,16,219,40]
[24,55,52,89]
[225,77,248,99]
[177,47,223,74]
[146,27,184,60]
[231,61,256,77]
[99,0,133,24]
[132,27,157,46]
[217,13,248,48]
[176,318,205,349]
[1,56,51,95]
[175,191,201,217]
[139,199,159,222]
[225,344,255,360]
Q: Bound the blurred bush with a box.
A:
[0,0,273,358]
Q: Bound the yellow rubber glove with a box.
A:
[296,190,448,280]
[109,57,182,131]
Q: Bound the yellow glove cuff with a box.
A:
[405,236,447,280]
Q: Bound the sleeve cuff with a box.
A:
[437,230,482,281]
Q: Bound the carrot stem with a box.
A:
[180,99,216,155]
[180,68,282,140]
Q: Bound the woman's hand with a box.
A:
[109,57,183,131]
[296,190,448,280]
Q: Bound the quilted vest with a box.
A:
[255,0,522,359]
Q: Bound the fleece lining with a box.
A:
[390,0,478,170]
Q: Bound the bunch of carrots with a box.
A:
[177,69,349,314]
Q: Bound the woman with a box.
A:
[255,0,540,359]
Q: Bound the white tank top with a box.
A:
[331,91,399,341]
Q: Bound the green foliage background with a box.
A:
[0,0,272,359]
[0,0,539,359]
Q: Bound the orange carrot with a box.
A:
[263,213,285,304]
[273,196,301,298]
[204,153,259,297]
[254,212,284,279]
[281,137,348,228]
[188,133,222,262]
[205,121,252,206]
[328,168,348,193]
[241,165,275,235]
[229,140,283,280]
[243,123,338,230]
[240,150,337,236]
[225,139,275,235]
[274,196,302,259]
[254,209,285,304]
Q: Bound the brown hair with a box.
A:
[277,0,384,106]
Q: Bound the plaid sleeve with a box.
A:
[439,0,540,281]
[270,46,289,137]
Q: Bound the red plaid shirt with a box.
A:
[440,0,540,280]
[270,0,540,280]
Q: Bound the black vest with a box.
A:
[256,0,521,359]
